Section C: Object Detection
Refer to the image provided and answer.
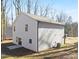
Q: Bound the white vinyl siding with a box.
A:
[13,13,38,52]
[38,22,64,51]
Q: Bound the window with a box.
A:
[18,38,22,45]
[29,39,32,44]
[14,26,15,32]
[25,24,28,31]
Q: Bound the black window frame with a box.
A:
[25,24,28,31]
[29,39,32,44]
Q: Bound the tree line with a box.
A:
[1,0,78,40]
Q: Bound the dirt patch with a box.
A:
[1,40,12,44]
[65,37,78,45]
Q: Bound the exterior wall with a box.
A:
[38,22,64,51]
[13,13,38,52]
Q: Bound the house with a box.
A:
[13,12,64,52]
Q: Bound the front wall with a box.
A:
[38,22,64,51]
[13,14,38,52]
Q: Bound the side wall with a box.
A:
[13,14,38,52]
[38,22,64,51]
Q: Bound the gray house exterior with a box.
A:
[13,12,64,52]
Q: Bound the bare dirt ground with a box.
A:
[1,40,12,44]
[1,37,78,59]
[50,53,78,59]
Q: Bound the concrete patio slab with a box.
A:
[7,45,22,50]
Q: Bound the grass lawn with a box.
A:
[1,37,78,59]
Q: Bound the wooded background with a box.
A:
[1,0,78,40]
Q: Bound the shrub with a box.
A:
[56,43,61,48]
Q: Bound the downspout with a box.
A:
[37,21,39,52]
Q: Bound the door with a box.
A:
[18,38,22,45]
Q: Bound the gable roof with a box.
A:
[27,13,64,25]
[14,12,64,25]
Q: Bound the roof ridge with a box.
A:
[14,12,65,25]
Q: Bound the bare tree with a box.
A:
[56,12,67,22]
[65,16,72,37]
[71,22,78,37]
[1,0,4,41]
[34,0,38,15]
[11,0,13,25]
[13,0,21,16]
[1,0,8,41]
[50,9,57,20]
[39,7,44,16]
[66,16,72,24]
[27,0,31,13]
[44,5,49,17]
[39,6,49,17]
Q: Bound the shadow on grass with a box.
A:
[1,42,35,57]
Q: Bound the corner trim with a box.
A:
[37,21,39,52]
